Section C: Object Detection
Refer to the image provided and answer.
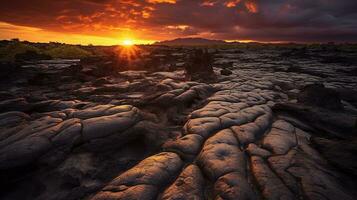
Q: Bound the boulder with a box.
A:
[273,103,357,139]
[312,137,357,177]
[184,49,216,81]
[220,69,233,76]
[297,84,343,110]
[0,98,30,113]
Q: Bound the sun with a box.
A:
[122,39,134,46]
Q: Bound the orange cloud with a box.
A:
[1,0,356,43]
[245,1,258,13]
[224,0,241,8]
[201,0,218,7]
[146,0,177,4]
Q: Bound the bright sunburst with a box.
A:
[122,39,134,46]
[116,39,140,62]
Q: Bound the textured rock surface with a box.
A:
[1,48,356,200]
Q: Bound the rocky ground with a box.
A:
[0,47,356,200]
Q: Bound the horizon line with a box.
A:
[1,38,356,46]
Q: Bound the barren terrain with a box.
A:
[0,46,356,200]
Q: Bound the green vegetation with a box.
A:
[0,41,41,62]
[0,39,93,63]
[45,45,92,59]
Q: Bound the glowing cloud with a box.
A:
[245,1,258,13]
[224,0,241,8]
[0,0,356,43]
[147,0,177,4]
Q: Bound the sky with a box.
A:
[0,0,357,45]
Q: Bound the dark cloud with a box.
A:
[0,0,356,42]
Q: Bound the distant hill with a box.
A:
[154,37,228,46]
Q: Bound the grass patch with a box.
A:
[45,45,92,59]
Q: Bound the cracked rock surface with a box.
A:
[1,48,357,200]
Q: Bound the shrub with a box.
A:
[45,46,92,59]
[0,42,40,62]
[15,50,52,61]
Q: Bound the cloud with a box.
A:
[0,0,356,43]
[146,0,177,4]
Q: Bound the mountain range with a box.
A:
[154,37,229,46]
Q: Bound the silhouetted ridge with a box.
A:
[155,37,227,46]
